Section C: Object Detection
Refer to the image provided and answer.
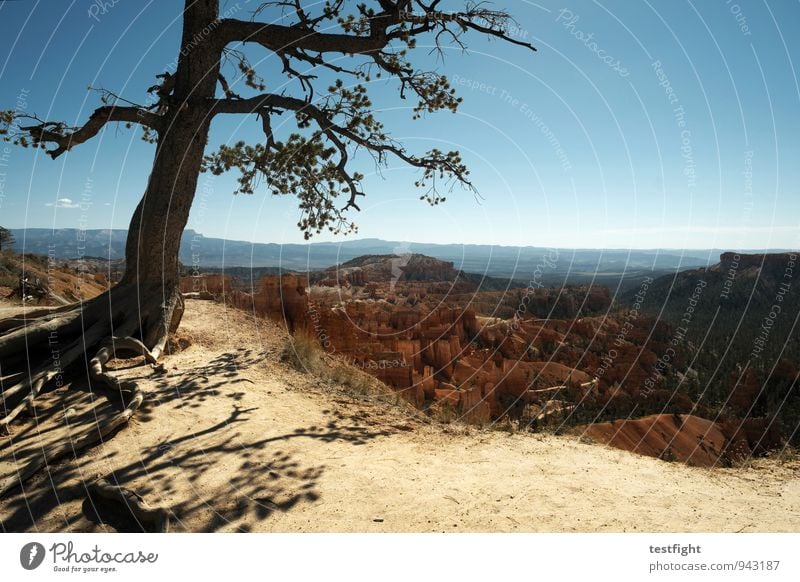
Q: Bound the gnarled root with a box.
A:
[87,477,173,532]
[182,291,215,301]
[90,336,160,390]
[0,282,184,497]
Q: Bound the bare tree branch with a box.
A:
[216,18,389,56]
[221,2,535,56]
[1,106,162,159]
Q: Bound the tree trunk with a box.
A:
[123,0,221,291]
[122,114,209,289]
[118,0,222,342]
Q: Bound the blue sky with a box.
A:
[0,0,798,249]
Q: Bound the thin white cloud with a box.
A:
[45,198,79,209]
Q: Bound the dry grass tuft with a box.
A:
[280,331,323,374]
[281,331,416,413]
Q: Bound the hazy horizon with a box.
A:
[6,226,797,254]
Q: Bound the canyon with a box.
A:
[182,252,798,467]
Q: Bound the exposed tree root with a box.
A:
[0,383,145,498]
[0,303,77,333]
[0,317,108,433]
[182,291,215,301]
[0,283,183,497]
[89,336,159,391]
[87,477,172,532]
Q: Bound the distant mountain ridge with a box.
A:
[9,227,728,288]
[627,251,798,325]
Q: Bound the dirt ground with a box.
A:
[1,299,798,532]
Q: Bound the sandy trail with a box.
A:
[1,300,798,532]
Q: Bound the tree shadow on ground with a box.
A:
[136,348,265,420]
[0,349,393,532]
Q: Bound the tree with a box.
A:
[0,0,534,492]
[0,226,13,252]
